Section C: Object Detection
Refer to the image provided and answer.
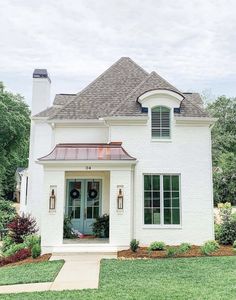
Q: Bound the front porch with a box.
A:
[38,142,136,254]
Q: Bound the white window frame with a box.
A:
[151,106,172,142]
[143,173,182,229]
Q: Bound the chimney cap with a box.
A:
[33,69,51,82]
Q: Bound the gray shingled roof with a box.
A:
[53,94,77,105]
[34,57,209,120]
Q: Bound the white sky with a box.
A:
[0,0,235,106]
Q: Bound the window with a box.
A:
[151,106,170,139]
[144,174,180,225]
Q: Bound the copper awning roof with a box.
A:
[38,142,136,161]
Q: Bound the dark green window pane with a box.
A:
[163,176,171,190]
[144,209,152,224]
[153,176,160,190]
[164,209,171,224]
[87,207,92,219]
[161,107,170,113]
[172,209,180,224]
[144,191,152,200]
[144,175,151,190]
[94,207,99,219]
[145,199,152,207]
[75,207,80,218]
[153,208,161,224]
[164,198,171,207]
[164,191,171,199]
[172,176,179,190]
[153,199,160,208]
[172,192,179,207]
[153,191,160,198]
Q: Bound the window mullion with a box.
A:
[160,175,164,225]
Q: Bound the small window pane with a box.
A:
[164,209,172,224]
[153,208,161,224]
[145,199,152,207]
[144,191,152,201]
[153,199,160,208]
[87,207,92,219]
[144,175,151,190]
[75,207,80,218]
[172,192,179,207]
[163,176,171,190]
[153,176,160,190]
[144,208,152,224]
[172,176,179,190]
[164,198,171,207]
[94,207,99,219]
[172,209,180,224]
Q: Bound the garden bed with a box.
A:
[118,245,235,259]
[1,253,51,268]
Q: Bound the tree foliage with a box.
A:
[206,96,236,205]
[0,83,30,199]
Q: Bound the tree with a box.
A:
[0,83,30,199]
[206,96,236,205]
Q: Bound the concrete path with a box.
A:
[0,252,116,294]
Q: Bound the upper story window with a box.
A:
[151,106,171,139]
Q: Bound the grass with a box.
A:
[1,257,236,299]
[0,260,64,286]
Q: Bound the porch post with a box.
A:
[41,168,65,253]
[109,169,133,246]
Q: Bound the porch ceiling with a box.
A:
[38,142,136,161]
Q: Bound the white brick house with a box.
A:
[20,57,216,253]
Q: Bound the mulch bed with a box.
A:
[118,245,236,259]
[1,253,52,268]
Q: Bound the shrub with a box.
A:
[130,239,139,252]
[148,241,166,251]
[63,217,74,238]
[178,243,191,254]
[92,214,109,238]
[233,241,236,249]
[201,240,220,256]
[0,200,16,230]
[0,248,31,267]
[1,235,15,253]
[3,243,26,257]
[217,212,236,245]
[167,247,177,257]
[31,244,41,259]
[8,214,37,243]
[23,234,40,249]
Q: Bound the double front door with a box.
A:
[66,179,101,235]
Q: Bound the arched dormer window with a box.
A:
[151,106,171,139]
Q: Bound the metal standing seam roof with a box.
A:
[38,143,136,161]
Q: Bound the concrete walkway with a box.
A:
[0,252,117,294]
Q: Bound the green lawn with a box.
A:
[2,257,236,299]
[0,260,64,286]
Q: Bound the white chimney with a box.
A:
[32,69,51,116]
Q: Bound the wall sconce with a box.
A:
[49,185,56,211]
[117,185,124,210]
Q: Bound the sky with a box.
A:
[0,0,235,107]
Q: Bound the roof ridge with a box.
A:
[150,71,181,93]
[49,57,148,120]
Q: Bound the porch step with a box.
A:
[46,243,128,254]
